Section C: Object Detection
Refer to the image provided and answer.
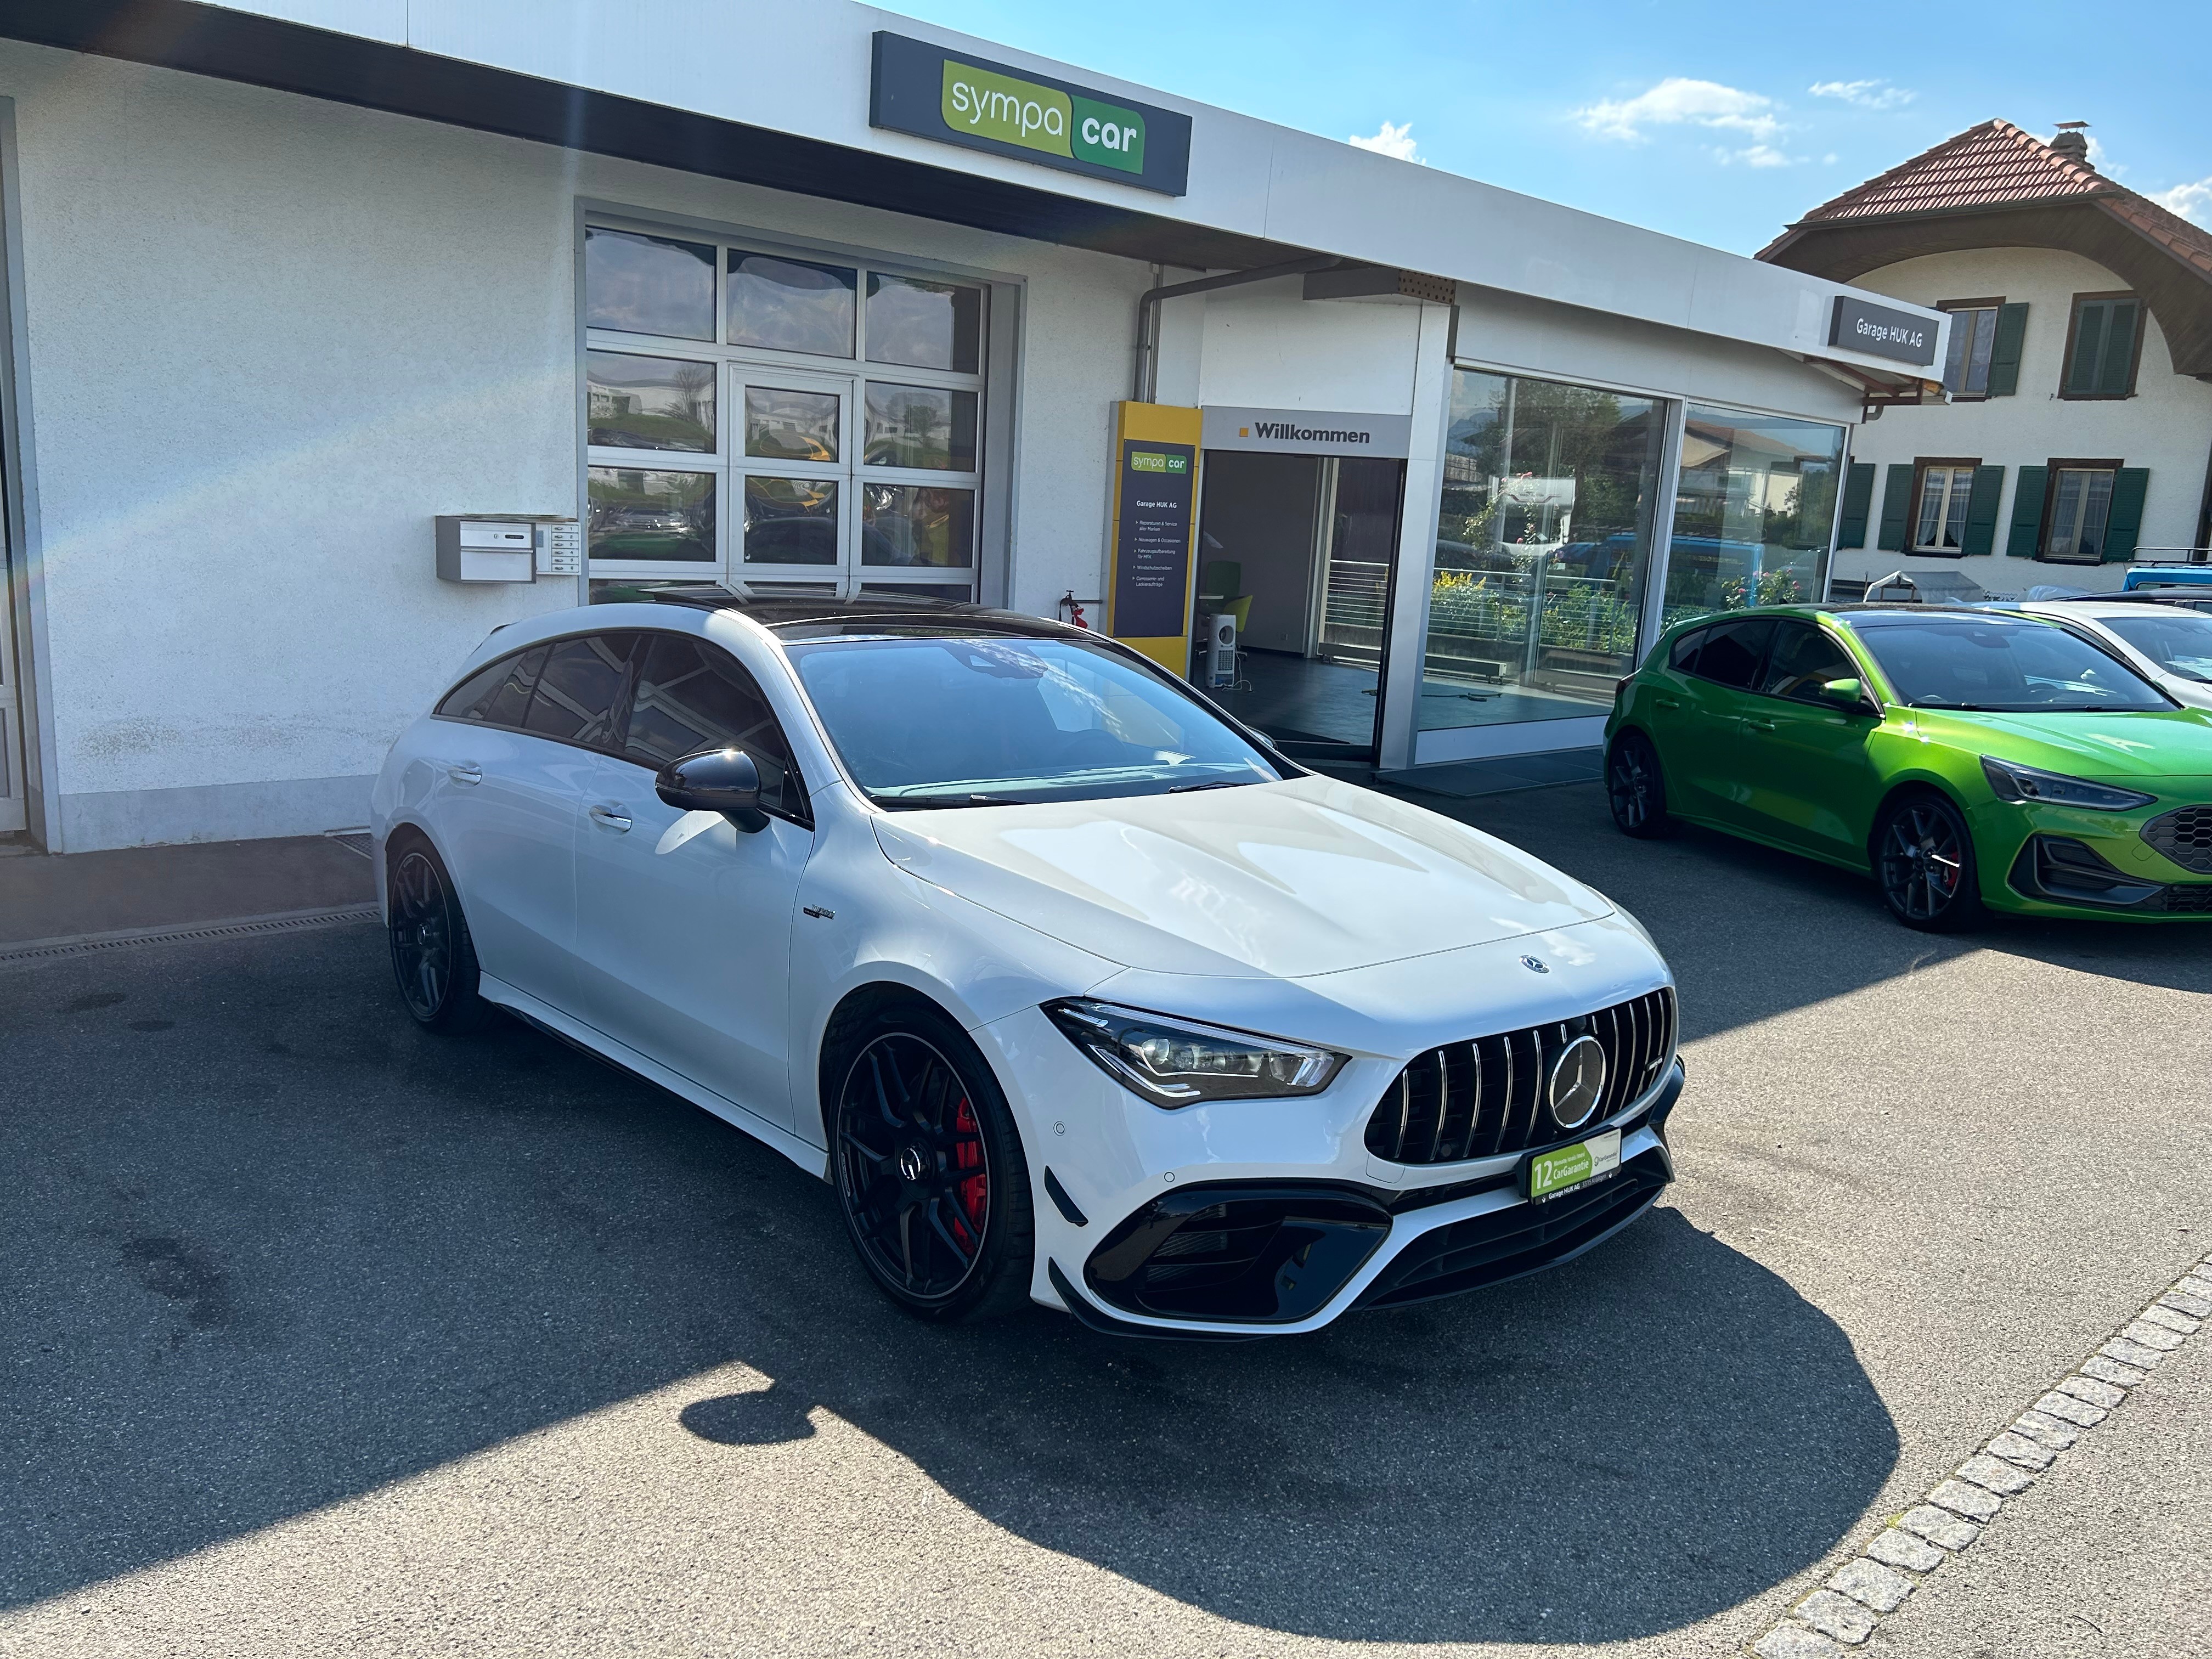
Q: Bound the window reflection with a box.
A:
[866,273,983,373]
[864,383,978,471]
[861,484,973,567]
[1664,407,1844,624]
[744,476,839,565]
[1420,370,1663,731]
[587,351,715,452]
[744,386,840,462]
[727,251,856,358]
[585,228,715,341]
[587,469,715,562]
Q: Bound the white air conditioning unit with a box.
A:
[1205,612,1238,687]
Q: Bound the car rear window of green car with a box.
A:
[1844,615,2168,713]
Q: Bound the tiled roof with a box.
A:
[1765,119,2212,284]
[1797,121,2105,222]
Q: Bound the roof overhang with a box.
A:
[1765,197,2212,379]
[3,0,1940,385]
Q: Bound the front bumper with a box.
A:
[1971,793,2212,919]
[1040,1059,1682,1340]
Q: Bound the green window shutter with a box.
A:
[2005,465,2049,557]
[2066,301,2108,393]
[1876,463,1914,551]
[1987,303,2028,396]
[2102,467,2149,562]
[1961,465,2005,556]
[2098,300,2141,394]
[1837,461,1875,547]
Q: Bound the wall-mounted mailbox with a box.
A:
[436,516,534,584]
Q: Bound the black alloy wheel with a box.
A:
[387,839,493,1031]
[1606,730,1672,839]
[1874,793,1984,932]
[831,1005,1032,1322]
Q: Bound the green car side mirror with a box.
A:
[1819,677,1872,712]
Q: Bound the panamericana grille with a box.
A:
[2143,806,2212,874]
[1363,986,1677,1166]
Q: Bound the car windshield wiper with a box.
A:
[1165,778,1257,794]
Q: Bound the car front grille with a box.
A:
[2143,806,2212,874]
[2158,883,2212,914]
[1363,986,1677,1167]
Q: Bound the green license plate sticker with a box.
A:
[1526,1128,1623,1201]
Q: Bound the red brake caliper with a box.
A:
[952,1098,986,1240]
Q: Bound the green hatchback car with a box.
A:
[1604,604,2212,929]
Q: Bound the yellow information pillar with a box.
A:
[1104,401,1203,675]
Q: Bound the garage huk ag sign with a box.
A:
[871,32,1192,196]
[1829,294,1940,369]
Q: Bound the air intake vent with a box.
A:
[1363,986,1676,1166]
[2144,805,2212,874]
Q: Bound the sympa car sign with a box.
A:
[870,32,1193,196]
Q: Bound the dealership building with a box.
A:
[0,1,1946,852]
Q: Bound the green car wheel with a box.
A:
[1606,730,1672,839]
[1873,793,1984,932]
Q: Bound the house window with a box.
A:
[1941,302,2001,397]
[2045,467,2117,562]
[2062,294,2142,398]
[582,221,992,600]
[1912,462,1979,554]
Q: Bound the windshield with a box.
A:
[2100,611,2212,684]
[1843,614,2169,713]
[787,633,1286,806]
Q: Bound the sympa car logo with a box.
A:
[941,60,1147,174]
[1547,1035,1609,1131]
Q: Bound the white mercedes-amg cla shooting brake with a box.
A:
[372,592,1683,1338]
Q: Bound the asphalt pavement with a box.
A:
[1,782,2206,1657]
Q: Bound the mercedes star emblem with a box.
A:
[1520,955,1549,974]
[896,1144,928,1182]
[1547,1034,1610,1131]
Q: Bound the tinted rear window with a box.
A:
[1685,617,1775,689]
[524,633,639,749]
[437,646,546,728]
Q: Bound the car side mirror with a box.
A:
[656,747,768,833]
[1819,677,1875,714]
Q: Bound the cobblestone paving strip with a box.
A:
[1746,1255,2212,1657]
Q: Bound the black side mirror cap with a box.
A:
[656,747,768,832]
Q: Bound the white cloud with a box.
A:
[1808,78,1916,110]
[2155,176,2212,225]
[1575,78,1781,144]
[1348,120,1422,163]
[1714,143,1806,168]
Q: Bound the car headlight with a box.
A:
[1979,756,2156,812]
[1042,1000,1346,1108]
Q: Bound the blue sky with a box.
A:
[888,0,2211,255]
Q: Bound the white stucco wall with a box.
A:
[1838,247,2212,595]
[0,40,1154,849]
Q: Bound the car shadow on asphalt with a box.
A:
[2,926,1896,1645]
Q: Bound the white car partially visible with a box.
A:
[2014,599,2212,711]
[371,593,1683,1338]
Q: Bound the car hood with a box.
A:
[870,775,1613,979]
[1911,707,2212,781]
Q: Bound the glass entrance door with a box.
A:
[1192,453,1404,758]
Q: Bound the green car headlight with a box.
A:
[1979,756,2156,812]
[1043,1000,1346,1108]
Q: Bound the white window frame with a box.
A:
[577,210,1015,603]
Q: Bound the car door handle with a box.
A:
[446,763,482,786]
[1655,696,1682,710]
[588,803,633,833]
[1743,717,1776,731]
